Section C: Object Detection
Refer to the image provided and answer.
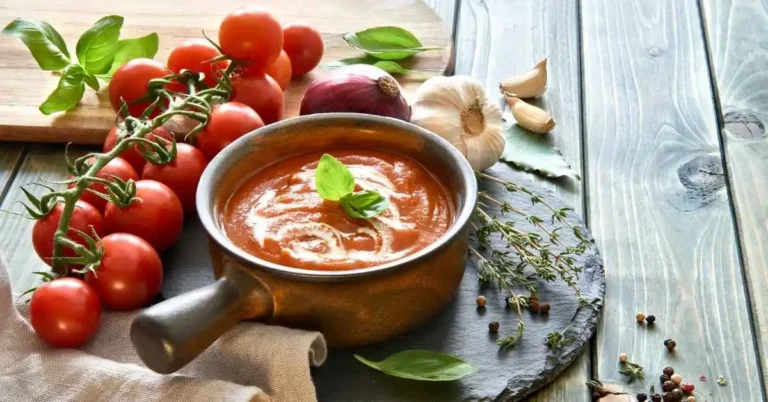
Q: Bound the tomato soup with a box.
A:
[223,149,453,270]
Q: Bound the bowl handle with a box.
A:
[130,262,271,374]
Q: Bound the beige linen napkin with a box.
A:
[0,258,327,402]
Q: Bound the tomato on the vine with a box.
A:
[109,58,169,118]
[264,50,292,90]
[283,24,324,77]
[167,39,228,88]
[195,102,264,160]
[32,201,104,267]
[231,73,284,125]
[103,125,173,173]
[104,180,183,252]
[141,143,207,212]
[69,157,138,212]
[85,233,162,311]
[29,278,101,348]
[219,7,282,71]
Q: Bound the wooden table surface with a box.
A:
[1,0,767,401]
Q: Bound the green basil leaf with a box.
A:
[83,73,99,90]
[372,60,408,74]
[341,190,388,219]
[315,154,355,201]
[2,18,70,70]
[76,15,123,74]
[354,350,476,381]
[343,26,442,60]
[39,64,86,115]
[103,32,159,78]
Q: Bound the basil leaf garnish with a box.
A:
[2,18,70,71]
[343,26,442,60]
[315,154,355,201]
[341,190,389,219]
[354,350,476,381]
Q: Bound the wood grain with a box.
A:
[0,145,24,198]
[701,0,768,391]
[455,0,590,400]
[422,0,457,35]
[581,0,764,399]
[0,0,450,144]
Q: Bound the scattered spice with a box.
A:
[663,367,675,376]
[476,295,487,307]
[651,394,662,402]
[637,393,648,402]
[670,374,682,385]
[539,303,551,314]
[529,294,539,303]
[488,321,500,333]
[645,314,656,325]
[636,313,646,323]
[669,389,683,400]
[664,339,677,351]
[662,381,676,392]
[619,352,628,362]
[528,301,540,313]
[717,375,727,386]
[585,379,612,400]
[660,374,670,383]
[686,397,696,402]
[698,375,706,382]
[680,382,694,394]
[619,359,645,383]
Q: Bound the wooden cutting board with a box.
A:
[0,0,451,144]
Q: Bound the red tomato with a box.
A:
[104,180,183,252]
[103,125,174,173]
[109,58,169,118]
[85,233,163,310]
[196,102,264,160]
[141,143,207,212]
[32,201,104,267]
[29,278,101,347]
[68,157,138,212]
[264,50,292,90]
[283,24,324,77]
[219,7,282,71]
[231,73,284,125]
[167,39,228,88]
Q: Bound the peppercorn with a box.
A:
[476,295,487,307]
[488,321,500,333]
[661,392,672,402]
[662,380,677,392]
[680,382,694,394]
[619,352,628,362]
[664,339,677,351]
[529,294,539,303]
[651,394,662,402]
[663,366,675,376]
[646,314,656,324]
[539,303,551,314]
[670,374,682,384]
[686,397,696,402]
[636,312,646,322]
[591,391,601,401]
[669,389,684,400]
[660,374,670,383]
[529,301,540,313]
[637,393,648,402]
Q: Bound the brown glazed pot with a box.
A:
[130,113,477,374]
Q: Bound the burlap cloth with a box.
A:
[0,259,327,402]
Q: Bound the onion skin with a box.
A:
[300,68,411,121]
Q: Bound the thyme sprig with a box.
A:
[469,171,592,351]
[618,359,645,383]
[544,329,571,349]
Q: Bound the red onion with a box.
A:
[299,65,411,121]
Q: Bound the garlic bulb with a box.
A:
[504,95,556,133]
[411,76,505,171]
[499,58,548,98]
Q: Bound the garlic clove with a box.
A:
[505,94,556,134]
[499,58,548,99]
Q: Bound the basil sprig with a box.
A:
[2,16,159,114]
[343,26,443,60]
[314,154,389,219]
[354,350,476,381]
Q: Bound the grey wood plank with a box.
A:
[702,0,768,392]
[423,0,457,34]
[0,146,88,292]
[455,0,589,400]
[581,0,764,400]
[0,144,24,198]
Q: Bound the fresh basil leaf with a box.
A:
[76,15,123,74]
[343,26,442,60]
[341,190,388,218]
[103,32,159,78]
[39,64,86,115]
[2,18,70,70]
[354,350,476,381]
[321,56,379,70]
[372,60,408,74]
[83,73,99,90]
[315,154,355,201]
[500,113,581,180]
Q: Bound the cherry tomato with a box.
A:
[109,58,169,118]
[32,201,104,267]
[219,7,282,71]
[104,180,183,252]
[231,73,284,125]
[167,39,228,88]
[283,24,324,77]
[85,233,162,310]
[103,125,174,173]
[68,157,138,212]
[196,102,264,160]
[141,143,207,212]
[264,50,292,90]
[30,278,101,347]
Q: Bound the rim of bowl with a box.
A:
[197,113,478,281]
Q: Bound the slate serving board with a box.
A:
[159,162,605,401]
